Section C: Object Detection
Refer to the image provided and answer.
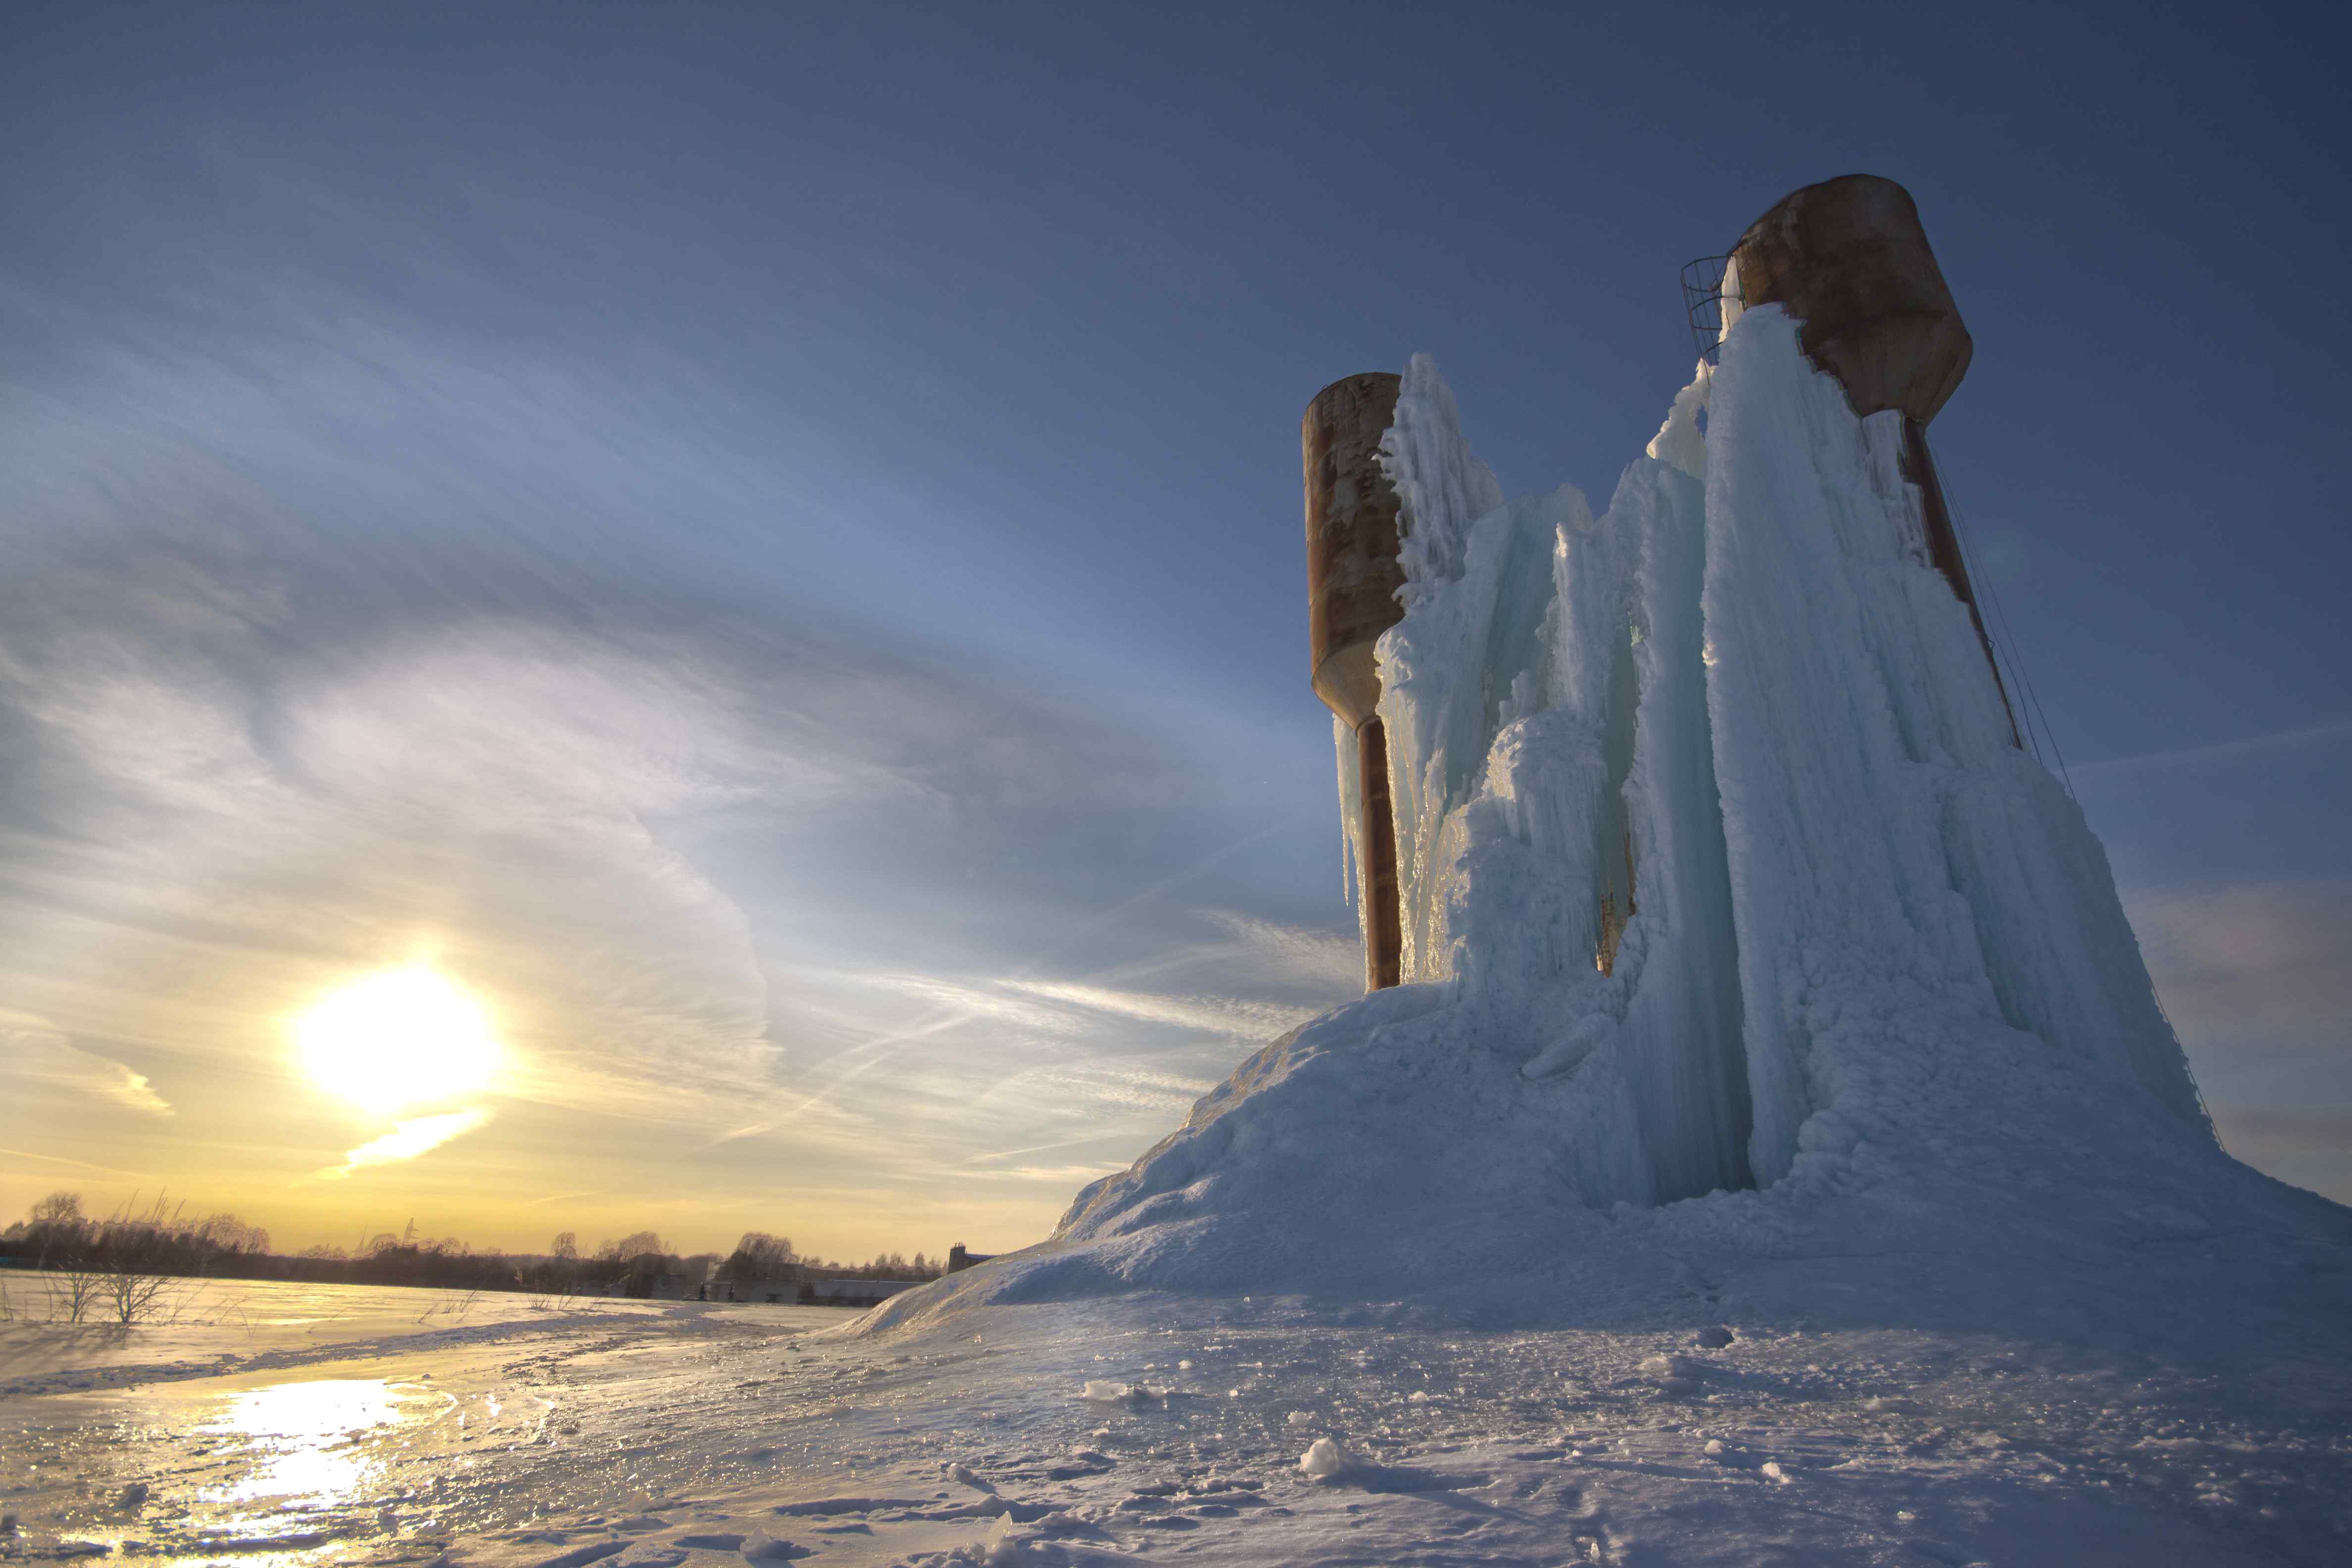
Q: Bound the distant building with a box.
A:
[725,1264,806,1304]
[799,1277,921,1306]
[647,1269,721,1301]
[946,1243,995,1273]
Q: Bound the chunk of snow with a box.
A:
[1298,1437,1356,1481]
[1078,1381,1138,1405]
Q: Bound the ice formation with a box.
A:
[868,305,2339,1331]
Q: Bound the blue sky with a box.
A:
[2,0,2345,1253]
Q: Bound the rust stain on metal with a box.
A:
[1728,173,1971,426]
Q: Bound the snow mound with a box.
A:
[1298,1436,1356,1481]
[859,310,2352,1340]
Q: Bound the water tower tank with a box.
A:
[1303,372,1406,991]
[1728,174,1972,424]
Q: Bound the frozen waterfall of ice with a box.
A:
[866,306,2341,1335]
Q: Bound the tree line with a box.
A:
[0,1193,945,1296]
[711,1230,941,1285]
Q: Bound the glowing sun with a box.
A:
[298,969,500,1113]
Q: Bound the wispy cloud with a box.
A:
[0,524,1195,1145]
[0,1030,173,1116]
[0,250,1316,1256]
[321,1108,492,1179]
[2125,878,2352,1030]
[1000,979,1317,1039]
[521,1187,609,1209]
[0,1147,157,1180]
[977,1058,1219,1116]
[1196,910,1362,992]
[2075,717,2352,779]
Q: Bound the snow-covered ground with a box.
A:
[3,1274,2348,1567]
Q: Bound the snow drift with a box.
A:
[864,306,2348,1334]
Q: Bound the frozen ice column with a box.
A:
[1726,174,2019,743]
[1303,372,1406,991]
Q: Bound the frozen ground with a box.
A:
[3,1275,2348,1567]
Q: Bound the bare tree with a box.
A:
[30,1191,85,1226]
[101,1267,174,1325]
[55,1267,104,1323]
[551,1231,579,1261]
[604,1230,665,1261]
[719,1231,796,1282]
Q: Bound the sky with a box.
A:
[1,0,2345,1259]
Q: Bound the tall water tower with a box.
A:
[1303,178,2016,993]
[1302,372,1406,991]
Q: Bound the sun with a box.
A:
[297,968,500,1114]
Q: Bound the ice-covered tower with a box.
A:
[907,174,2249,1328]
[1717,174,2017,740]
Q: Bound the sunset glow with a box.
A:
[297,970,499,1114]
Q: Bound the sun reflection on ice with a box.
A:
[202,1378,444,1507]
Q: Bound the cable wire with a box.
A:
[1927,432,2076,797]
[1925,436,2217,1132]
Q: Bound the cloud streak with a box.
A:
[322,1108,493,1179]
[1000,979,1318,1039]
[2075,717,2352,780]
[1,1030,173,1117]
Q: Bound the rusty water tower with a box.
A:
[1695,173,2020,743]
[1303,372,1406,991]
[1304,180,2020,991]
